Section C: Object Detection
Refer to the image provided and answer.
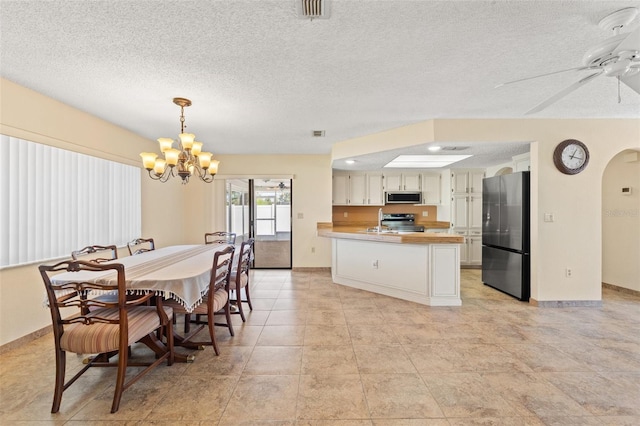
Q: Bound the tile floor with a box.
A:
[1,269,639,425]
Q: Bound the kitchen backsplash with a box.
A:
[332,205,438,225]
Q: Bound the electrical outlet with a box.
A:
[544,213,555,222]
[311,247,315,253]
[297,212,304,219]
[565,268,572,278]
[422,211,428,217]
[343,212,348,218]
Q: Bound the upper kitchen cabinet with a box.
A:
[421,173,441,204]
[366,173,384,205]
[332,174,349,205]
[452,170,485,194]
[332,172,384,206]
[384,172,422,191]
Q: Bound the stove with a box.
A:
[381,213,425,232]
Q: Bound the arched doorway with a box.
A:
[601,149,640,293]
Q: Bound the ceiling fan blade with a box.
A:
[525,71,603,115]
[620,71,640,94]
[614,24,640,53]
[495,66,591,88]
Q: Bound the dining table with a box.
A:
[50,244,236,362]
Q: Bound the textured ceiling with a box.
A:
[1,0,639,165]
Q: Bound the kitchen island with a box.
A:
[317,223,464,306]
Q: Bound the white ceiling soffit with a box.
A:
[335,142,532,171]
[384,155,473,168]
[0,1,639,159]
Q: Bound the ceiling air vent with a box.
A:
[312,130,325,137]
[297,0,331,20]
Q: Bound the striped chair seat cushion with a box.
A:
[60,306,172,354]
[230,271,248,289]
[165,289,228,315]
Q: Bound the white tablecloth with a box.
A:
[50,244,232,313]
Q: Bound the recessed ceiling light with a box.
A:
[345,159,355,164]
[428,146,441,152]
[384,154,472,168]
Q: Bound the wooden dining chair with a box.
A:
[229,238,255,322]
[164,245,235,355]
[127,237,155,255]
[204,231,237,245]
[39,260,174,413]
[71,244,118,263]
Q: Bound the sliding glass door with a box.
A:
[225,178,291,269]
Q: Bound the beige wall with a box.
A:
[0,78,333,346]
[332,118,640,303]
[602,150,640,291]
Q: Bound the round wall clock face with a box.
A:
[553,139,590,175]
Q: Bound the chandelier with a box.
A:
[140,97,219,184]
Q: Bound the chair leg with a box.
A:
[208,314,220,356]
[245,282,253,311]
[51,346,66,413]
[236,288,246,322]
[110,342,129,413]
[225,301,235,336]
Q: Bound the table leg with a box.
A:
[139,333,195,363]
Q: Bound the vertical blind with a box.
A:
[0,135,141,267]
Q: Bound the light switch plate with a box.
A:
[544,213,554,222]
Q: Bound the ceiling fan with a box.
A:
[497,7,640,114]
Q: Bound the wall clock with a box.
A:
[553,139,590,175]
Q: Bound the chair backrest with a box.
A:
[237,238,255,275]
[39,261,152,345]
[127,238,155,256]
[210,245,235,295]
[205,231,236,245]
[71,245,118,263]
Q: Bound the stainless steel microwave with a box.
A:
[385,191,422,204]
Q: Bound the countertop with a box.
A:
[317,223,464,244]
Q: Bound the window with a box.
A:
[0,135,141,267]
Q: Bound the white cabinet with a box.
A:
[452,193,482,231]
[422,173,441,204]
[332,174,349,205]
[452,195,469,230]
[452,230,482,266]
[452,170,484,194]
[332,173,384,206]
[469,195,483,229]
[367,173,384,205]
[384,172,422,191]
[451,170,485,266]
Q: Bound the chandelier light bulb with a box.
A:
[140,152,158,170]
[164,148,181,166]
[157,138,174,152]
[179,133,195,150]
[154,158,166,175]
[198,152,212,169]
[209,160,220,175]
[191,142,203,157]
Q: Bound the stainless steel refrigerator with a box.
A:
[481,172,530,301]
